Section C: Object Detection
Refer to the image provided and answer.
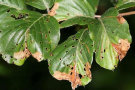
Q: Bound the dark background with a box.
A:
[0,0,135,90]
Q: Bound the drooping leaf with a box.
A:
[0,6,60,66]
[0,0,25,10]
[89,8,132,70]
[26,0,54,11]
[53,0,96,21]
[49,29,94,89]
[111,0,135,10]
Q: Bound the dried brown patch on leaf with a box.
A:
[112,39,130,61]
[53,65,81,90]
[117,16,126,24]
[14,48,30,60]
[85,62,92,78]
[32,52,42,62]
[48,3,59,16]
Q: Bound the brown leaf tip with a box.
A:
[53,65,81,90]
[14,48,31,60]
[48,3,59,16]
[32,52,42,62]
[85,62,92,79]
[112,39,130,61]
[117,16,126,24]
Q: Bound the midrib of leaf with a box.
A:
[75,29,88,72]
[25,15,45,43]
[98,18,115,66]
[42,0,49,12]
[0,2,21,10]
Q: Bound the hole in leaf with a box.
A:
[79,74,82,78]
[76,39,78,41]
[72,45,75,48]
[60,58,61,60]
[7,9,10,12]
[71,67,73,70]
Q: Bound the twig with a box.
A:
[95,11,135,18]
[94,15,101,18]
[118,11,135,17]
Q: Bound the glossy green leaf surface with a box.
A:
[60,16,94,28]
[0,0,25,10]
[89,8,132,70]
[49,29,94,89]
[54,0,96,21]
[112,0,135,10]
[0,5,60,65]
[26,0,54,10]
[88,0,99,13]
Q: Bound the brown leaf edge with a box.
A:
[53,62,92,90]
[48,3,59,16]
[112,39,130,61]
[14,44,42,62]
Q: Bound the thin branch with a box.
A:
[94,15,101,18]
[118,11,135,17]
[95,11,135,18]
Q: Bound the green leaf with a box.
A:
[89,8,132,70]
[88,0,99,13]
[0,6,60,65]
[60,16,94,29]
[26,0,54,10]
[112,0,135,10]
[0,0,25,10]
[54,0,96,21]
[49,29,94,89]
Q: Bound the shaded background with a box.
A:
[0,0,135,90]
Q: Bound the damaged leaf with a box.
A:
[49,29,94,89]
[0,5,60,65]
[112,39,130,61]
[48,3,59,16]
[88,8,132,70]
